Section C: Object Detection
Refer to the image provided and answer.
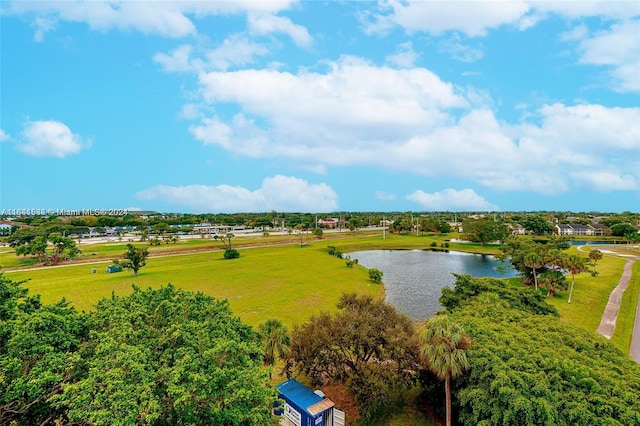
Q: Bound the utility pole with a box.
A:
[383,215,386,240]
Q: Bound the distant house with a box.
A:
[448,221,463,232]
[510,223,527,235]
[589,224,611,236]
[0,220,33,235]
[276,379,345,426]
[555,223,611,236]
[317,218,340,229]
[555,224,573,235]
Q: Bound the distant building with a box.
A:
[555,223,611,236]
[0,220,33,235]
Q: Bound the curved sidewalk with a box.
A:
[588,246,639,362]
[596,260,634,339]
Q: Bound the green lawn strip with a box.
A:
[7,242,380,328]
[610,260,640,353]
[547,251,627,335]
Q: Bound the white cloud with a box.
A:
[18,120,91,158]
[570,171,637,192]
[366,0,639,37]
[531,1,640,21]
[205,35,270,71]
[136,175,338,213]
[385,42,419,68]
[575,19,640,92]
[248,13,312,48]
[407,188,499,211]
[187,56,639,194]
[154,36,270,74]
[367,0,531,37]
[193,57,467,160]
[5,1,298,39]
[154,44,197,73]
[0,129,11,142]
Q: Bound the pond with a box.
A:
[349,249,518,322]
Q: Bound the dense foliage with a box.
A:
[287,293,419,418]
[9,229,80,264]
[440,274,559,316]
[1,274,88,425]
[461,217,510,245]
[0,277,277,425]
[451,295,640,425]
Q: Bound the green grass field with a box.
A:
[547,249,628,334]
[6,241,383,328]
[4,233,638,349]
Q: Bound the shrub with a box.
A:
[369,268,383,283]
[223,249,240,259]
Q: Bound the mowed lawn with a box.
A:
[6,241,383,328]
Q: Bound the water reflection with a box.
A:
[349,249,517,321]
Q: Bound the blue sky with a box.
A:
[1,1,639,214]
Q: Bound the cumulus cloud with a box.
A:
[407,188,499,211]
[136,175,338,213]
[18,120,91,158]
[575,19,640,92]
[365,0,531,37]
[186,55,639,194]
[5,1,299,39]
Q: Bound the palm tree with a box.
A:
[588,249,603,275]
[523,252,544,291]
[539,270,567,297]
[420,314,472,426]
[564,254,588,304]
[258,319,291,378]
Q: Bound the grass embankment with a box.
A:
[547,249,627,332]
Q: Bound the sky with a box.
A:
[1,0,639,214]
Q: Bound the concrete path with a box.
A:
[596,260,634,339]
[583,244,640,363]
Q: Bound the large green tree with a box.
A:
[56,285,278,425]
[521,215,554,235]
[287,293,419,418]
[420,314,471,426]
[116,243,149,276]
[462,217,509,245]
[0,274,88,425]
